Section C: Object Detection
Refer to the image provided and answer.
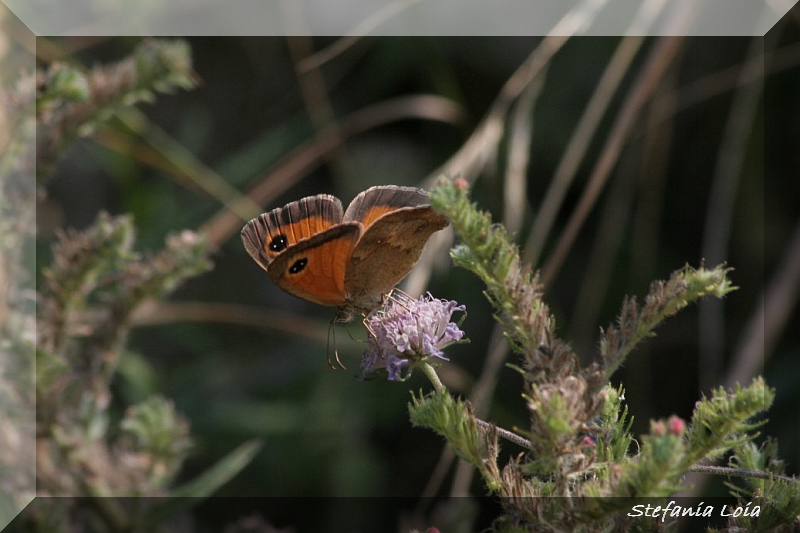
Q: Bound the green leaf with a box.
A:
[140,439,262,527]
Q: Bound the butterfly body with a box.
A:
[241,186,448,320]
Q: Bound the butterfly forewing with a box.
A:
[267,224,360,307]
[241,195,344,270]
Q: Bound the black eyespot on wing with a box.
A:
[269,234,289,252]
[289,258,307,274]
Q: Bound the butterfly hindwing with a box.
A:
[266,223,361,307]
[343,185,431,228]
[344,205,448,311]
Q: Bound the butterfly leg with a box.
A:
[326,320,347,370]
[386,288,414,311]
[332,349,346,370]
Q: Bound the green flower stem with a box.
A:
[418,361,532,449]
[419,361,446,392]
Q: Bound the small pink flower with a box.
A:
[651,421,666,437]
[668,415,686,436]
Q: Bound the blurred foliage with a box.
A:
[35,39,197,178]
[0,6,796,531]
[3,37,260,532]
[32,210,262,529]
[0,53,36,533]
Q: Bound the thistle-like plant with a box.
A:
[34,38,197,178]
[7,38,261,533]
[364,176,799,532]
[31,212,262,532]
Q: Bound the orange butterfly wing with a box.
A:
[241,186,447,313]
[241,195,357,306]
[241,195,343,270]
[342,186,448,312]
[266,224,361,307]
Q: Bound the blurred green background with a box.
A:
[24,24,800,528]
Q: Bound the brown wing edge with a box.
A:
[343,185,431,223]
[241,216,272,271]
[266,194,343,237]
[240,194,344,270]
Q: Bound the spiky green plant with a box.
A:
[398,176,798,532]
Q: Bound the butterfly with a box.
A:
[241,185,448,323]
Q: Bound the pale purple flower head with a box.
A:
[360,293,466,381]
